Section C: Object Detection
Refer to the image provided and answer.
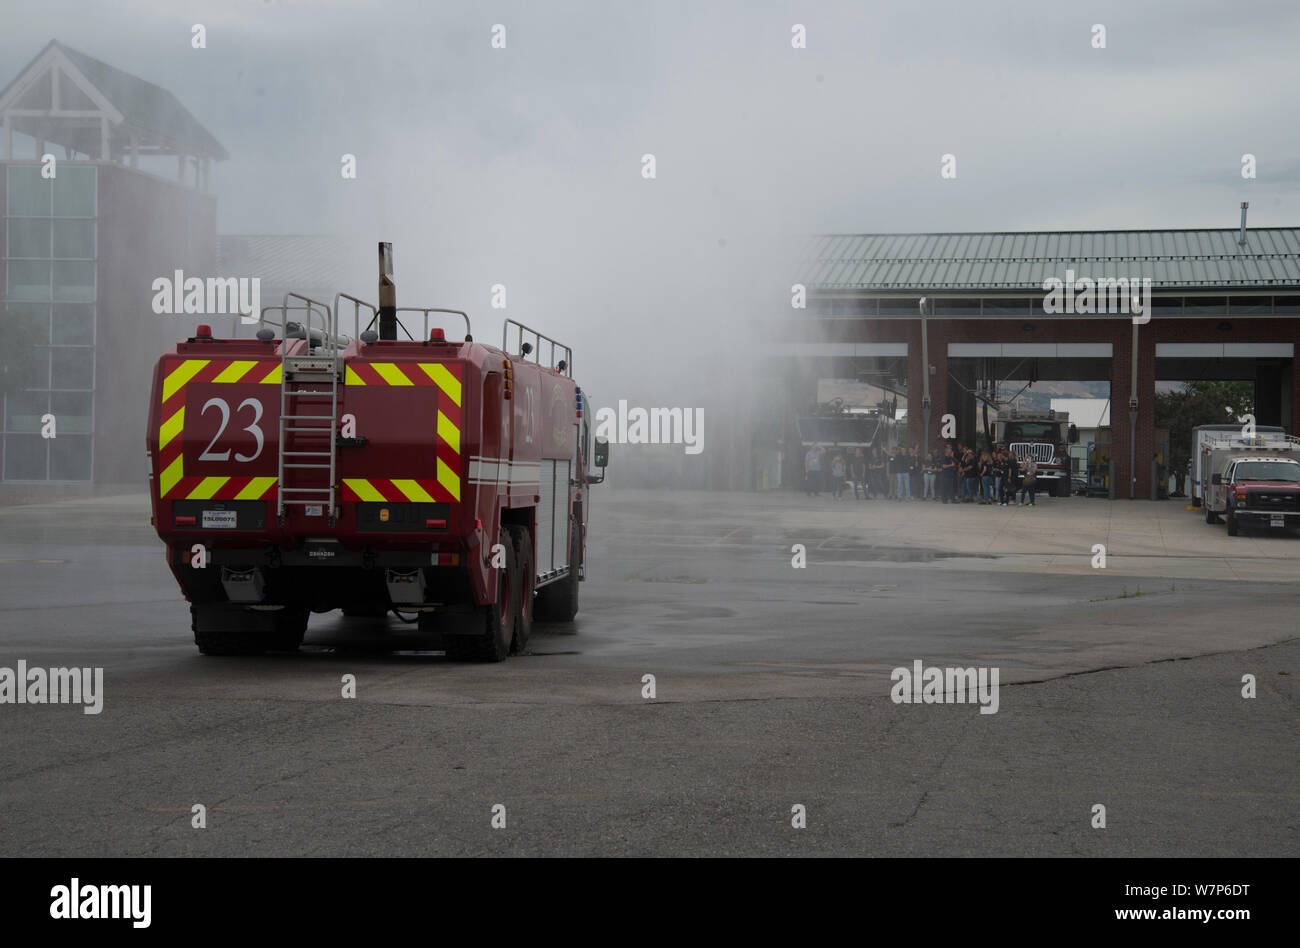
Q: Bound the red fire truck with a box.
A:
[145,244,607,660]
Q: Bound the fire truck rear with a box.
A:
[145,243,607,660]
[994,410,1078,497]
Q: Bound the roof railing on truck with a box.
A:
[503,318,572,376]
[232,293,474,347]
[1201,431,1300,450]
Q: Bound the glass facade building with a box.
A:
[3,163,97,480]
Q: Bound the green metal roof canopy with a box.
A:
[802,230,1300,292]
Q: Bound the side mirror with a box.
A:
[1211,473,1222,485]
[594,437,609,469]
[1068,424,1079,444]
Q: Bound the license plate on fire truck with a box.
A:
[1270,517,1285,528]
[202,510,237,529]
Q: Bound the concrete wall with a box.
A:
[93,163,217,484]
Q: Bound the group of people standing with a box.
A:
[803,443,1040,506]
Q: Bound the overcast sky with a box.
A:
[4,0,1299,404]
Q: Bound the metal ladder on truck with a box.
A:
[275,294,343,525]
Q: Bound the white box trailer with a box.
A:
[1190,424,1288,504]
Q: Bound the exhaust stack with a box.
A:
[378,241,397,340]
[1239,202,1249,246]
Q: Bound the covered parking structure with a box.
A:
[776,226,1300,498]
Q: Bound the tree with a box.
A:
[1155,381,1256,477]
[1183,381,1255,417]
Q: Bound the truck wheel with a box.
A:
[445,529,517,662]
[192,604,305,655]
[508,525,534,654]
[1205,506,1220,525]
[536,522,580,623]
[1226,510,1239,536]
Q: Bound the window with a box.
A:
[2,434,46,480]
[1233,461,1300,483]
[48,434,93,480]
[53,261,95,301]
[51,347,94,390]
[6,165,50,216]
[51,304,94,345]
[5,260,51,300]
[52,166,97,217]
[53,220,95,259]
[3,165,96,481]
[4,390,48,433]
[7,218,50,257]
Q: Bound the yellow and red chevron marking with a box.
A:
[344,360,463,502]
[156,358,281,501]
[341,478,453,503]
[344,360,462,404]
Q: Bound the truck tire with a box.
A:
[444,529,518,662]
[508,525,534,654]
[535,522,580,623]
[192,604,307,655]
[1226,510,1239,536]
[1205,506,1220,525]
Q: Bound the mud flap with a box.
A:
[192,602,279,634]
[427,604,480,637]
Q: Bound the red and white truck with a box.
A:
[1201,433,1300,536]
[145,243,607,659]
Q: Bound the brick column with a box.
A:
[1135,323,1157,498]
[909,319,948,453]
[1111,321,1156,499]
[1291,322,1300,434]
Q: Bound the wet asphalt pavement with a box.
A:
[0,490,1295,855]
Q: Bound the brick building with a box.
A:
[776,228,1300,498]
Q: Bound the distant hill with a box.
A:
[994,380,1109,412]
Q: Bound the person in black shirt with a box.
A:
[1001,451,1019,506]
[868,447,887,500]
[940,444,957,503]
[992,450,1008,505]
